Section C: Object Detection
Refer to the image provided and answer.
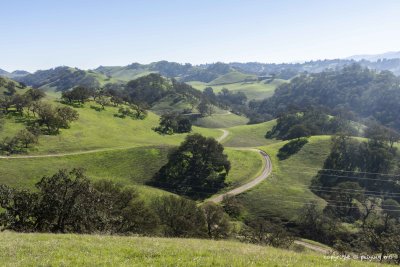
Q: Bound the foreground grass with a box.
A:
[0,232,386,267]
[239,136,332,221]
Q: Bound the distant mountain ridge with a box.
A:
[347,51,400,61]
[0,68,31,79]
[3,55,400,91]
[0,68,9,76]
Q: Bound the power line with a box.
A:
[258,181,400,196]
[280,165,400,177]
[255,199,400,212]
[144,174,400,197]
[273,169,399,183]
[149,182,400,209]
[253,194,400,208]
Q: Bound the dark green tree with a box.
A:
[151,134,230,199]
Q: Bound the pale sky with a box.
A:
[2,0,400,72]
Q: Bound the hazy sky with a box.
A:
[2,0,400,72]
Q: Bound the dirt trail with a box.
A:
[294,240,331,254]
[207,148,272,203]
[0,129,231,160]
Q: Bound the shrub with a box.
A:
[277,137,308,160]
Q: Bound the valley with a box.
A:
[1,58,400,266]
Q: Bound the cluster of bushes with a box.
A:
[266,109,356,140]
[252,64,400,131]
[199,87,248,117]
[0,101,78,154]
[0,128,38,155]
[153,113,192,135]
[277,138,308,160]
[298,199,400,263]
[116,105,147,120]
[0,88,45,115]
[62,85,148,120]
[298,132,400,263]
[313,134,399,200]
[0,168,228,238]
[34,102,79,134]
[0,168,295,249]
[0,88,79,154]
[62,86,124,109]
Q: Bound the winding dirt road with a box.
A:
[207,148,272,203]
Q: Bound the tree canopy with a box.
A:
[150,134,230,199]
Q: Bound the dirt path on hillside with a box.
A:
[0,129,231,159]
[207,148,272,203]
[294,240,331,254]
[217,129,229,142]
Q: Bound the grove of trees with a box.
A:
[153,113,192,135]
[150,134,231,199]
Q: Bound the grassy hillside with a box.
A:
[0,232,384,267]
[0,76,27,95]
[239,136,331,221]
[16,67,119,92]
[150,94,193,114]
[222,120,277,147]
[224,148,264,188]
[95,65,155,81]
[189,79,286,101]
[194,113,249,128]
[208,71,257,85]
[0,100,221,155]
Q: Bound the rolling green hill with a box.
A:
[238,136,331,222]
[0,99,221,155]
[95,64,156,81]
[0,232,385,267]
[0,93,264,201]
[0,145,263,197]
[193,113,249,128]
[188,79,286,101]
[222,120,277,147]
[208,71,257,85]
[15,67,119,92]
[0,76,27,95]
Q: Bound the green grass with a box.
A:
[0,146,170,189]
[238,136,332,221]
[224,148,264,188]
[98,67,155,81]
[222,120,277,147]
[194,113,249,128]
[0,100,221,155]
[150,94,193,114]
[0,147,264,202]
[189,79,286,101]
[208,71,257,85]
[0,77,29,95]
[0,232,386,267]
